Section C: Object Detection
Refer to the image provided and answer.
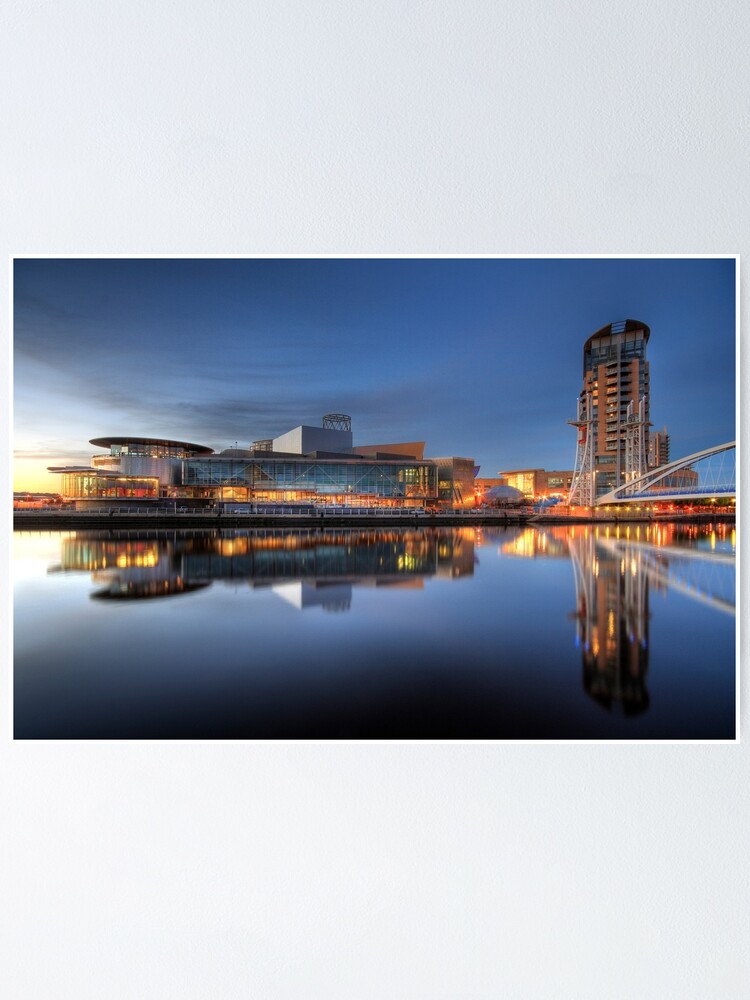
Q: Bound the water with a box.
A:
[13,523,736,740]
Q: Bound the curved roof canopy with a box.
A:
[47,466,158,478]
[47,465,100,474]
[89,436,214,455]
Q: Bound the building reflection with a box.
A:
[500,527,568,559]
[568,531,651,715]
[52,528,475,608]
[500,521,735,718]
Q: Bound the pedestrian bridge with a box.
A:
[597,442,736,506]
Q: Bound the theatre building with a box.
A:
[48,414,475,511]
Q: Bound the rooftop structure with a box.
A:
[272,423,353,456]
[322,413,352,432]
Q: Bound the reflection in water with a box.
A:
[569,531,651,715]
[500,529,568,559]
[17,522,735,739]
[502,522,735,718]
[52,528,476,607]
[274,582,354,613]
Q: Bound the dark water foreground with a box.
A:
[13,522,736,740]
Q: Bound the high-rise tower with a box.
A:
[568,319,651,505]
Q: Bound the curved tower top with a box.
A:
[582,319,650,371]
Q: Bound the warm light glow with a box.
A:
[502,529,539,558]
[14,455,69,493]
[396,553,420,572]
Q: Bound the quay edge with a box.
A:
[13,510,735,531]
[13,511,533,531]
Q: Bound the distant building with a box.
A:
[13,491,63,509]
[474,477,505,491]
[648,426,670,468]
[496,469,574,499]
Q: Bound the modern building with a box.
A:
[431,457,477,510]
[48,414,474,511]
[496,469,574,499]
[569,319,651,505]
[49,436,214,502]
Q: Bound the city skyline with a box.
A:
[13,256,737,493]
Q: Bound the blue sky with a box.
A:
[13,257,737,490]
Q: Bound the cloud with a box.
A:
[13,290,101,364]
[14,447,93,462]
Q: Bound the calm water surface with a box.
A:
[13,523,736,739]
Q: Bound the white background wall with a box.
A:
[2,3,747,998]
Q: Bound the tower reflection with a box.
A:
[568,531,651,715]
[501,522,735,719]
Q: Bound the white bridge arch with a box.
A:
[596,441,736,505]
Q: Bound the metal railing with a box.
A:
[13,506,517,518]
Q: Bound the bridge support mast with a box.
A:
[624,396,650,485]
[568,392,595,506]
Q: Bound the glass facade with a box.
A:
[61,472,158,498]
[51,433,473,507]
[180,458,437,504]
[504,472,536,496]
[108,441,200,459]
